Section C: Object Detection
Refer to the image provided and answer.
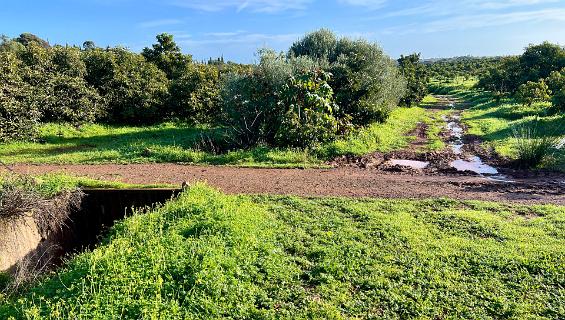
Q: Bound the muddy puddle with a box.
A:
[388,159,430,169]
[442,113,514,182]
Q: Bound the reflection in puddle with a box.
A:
[388,159,430,169]
[450,157,498,175]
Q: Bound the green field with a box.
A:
[430,78,565,171]
[0,106,439,168]
[1,184,563,319]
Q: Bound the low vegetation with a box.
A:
[1,184,563,319]
[0,106,435,167]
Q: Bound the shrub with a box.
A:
[222,50,337,148]
[169,63,221,124]
[398,53,429,106]
[0,52,40,142]
[289,30,406,125]
[516,80,551,108]
[551,89,565,113]
[84,48,169,124]
[275,69,339,147]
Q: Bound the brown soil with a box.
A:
[4,164,565,205]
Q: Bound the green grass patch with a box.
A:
[0,107,430,167]
[0,173,175,198]
[1,184,564,319]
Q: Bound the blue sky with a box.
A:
[2,0,564,62]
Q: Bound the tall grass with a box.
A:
[512,118,560,168]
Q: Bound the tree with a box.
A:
[288,29,337,61]
[289,30,406,125]
[15,33,50,48]
[0,51,40,141]
[82,41,96,51]
[142,33,191,79]
[516,80,551,108]
[520,42,565,82]
[398,53,429,106]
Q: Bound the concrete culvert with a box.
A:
[1,180,181,283]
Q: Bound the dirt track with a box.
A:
[6,164,565,205]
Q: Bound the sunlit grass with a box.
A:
[0,106,435,167]
[1,184,563,318]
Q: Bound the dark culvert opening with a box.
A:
[61,188,183,253]
[1,188,183,278]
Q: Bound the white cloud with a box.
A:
[382,7,565,34]
[338,0,387,9]
[386,0,560,17]
[170,0,313,13]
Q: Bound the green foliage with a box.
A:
[288,28,337,60]
[516,80,551,108]
[424,56,503,80]
[398,53,429,106]
[512,118,560,168]
[0,51,40,141]
[290,29,406,125]
[14,33,50,49]
[276,69,340,147]
[142,33,192,79]
[1,185,564,318]
[169,63,222,124]
[478,42,565,94]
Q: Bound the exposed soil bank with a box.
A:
[1,188,180,273]
[5,164,564,205]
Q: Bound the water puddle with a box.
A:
[450,157,498,175]
[388,159,430,169]
[443,111,514,182]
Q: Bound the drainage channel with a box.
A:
[66,188,183,251]
[1,188,182,274]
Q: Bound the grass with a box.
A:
[1,184,563,319]
[430,79,565,170]
[0,107,435,168]
[0,173,175,198]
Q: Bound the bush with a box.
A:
[0,52,40,142]
[275,69,339,147]
[84,48,169,124]
[222,50,338,148]
[552,89,565,112]
[289,30,406,125]
[398,53,429,106]
[169,63,221,124]
[516,80,551,108]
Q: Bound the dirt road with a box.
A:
[6,164,565,205]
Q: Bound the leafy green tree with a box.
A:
[520,42,565,82]
[275,69,339,147]
[290,29,406,125]
[288,28,337,61]
[82,41,96,51]
[398,53,429,106]
[516,80,551,108]
[15,33,50,49]
[551,89,565,112]
[168,63,222,124]
[0,51,40,141]
[142,33,191,79]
